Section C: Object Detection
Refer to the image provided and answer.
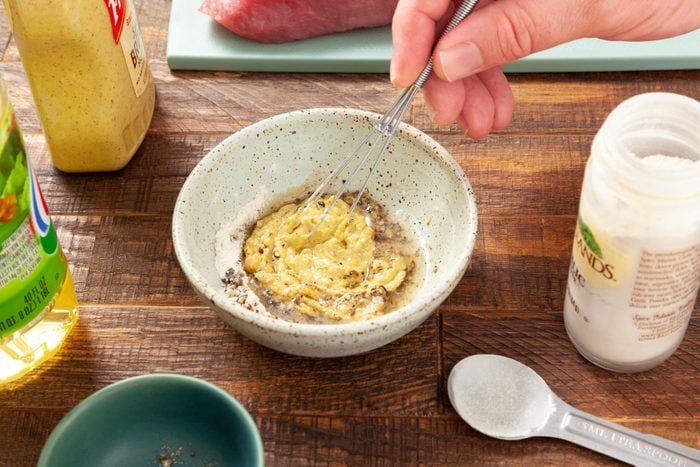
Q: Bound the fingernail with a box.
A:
[425,99,439,122]
[438,42,483,82]
[389,59,398,86]
[457,115,470,135]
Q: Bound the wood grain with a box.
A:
[9,409,698,466]
[0,0,698,466]
[4,61,699,140]
[0,307,440,416]
[51,213,699,311]
[2,308,696,420]
[48,213,575,308]
[1,307,697,466]
[26,132,589,217]
[441,313,700,420]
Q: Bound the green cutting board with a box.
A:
[167,0,700,73]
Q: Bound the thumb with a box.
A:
[433,0,588,82]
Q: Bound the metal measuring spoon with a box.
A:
[448,354,700,466]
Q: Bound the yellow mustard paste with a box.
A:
[4,0,155,172]
[243,195,411,322]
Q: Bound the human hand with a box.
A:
[391,0,700,139]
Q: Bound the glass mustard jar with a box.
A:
[564,92,700,373]
[2,0,156,172]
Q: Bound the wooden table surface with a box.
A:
[1,2,698,466]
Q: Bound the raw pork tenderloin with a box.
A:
[200,0,399,43]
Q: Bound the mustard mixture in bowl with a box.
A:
[241,193,416,322]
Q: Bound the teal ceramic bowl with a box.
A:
[38,374,264,467]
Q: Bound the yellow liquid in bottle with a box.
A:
[0,268,78,384]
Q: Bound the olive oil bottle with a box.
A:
[0,80,78,384]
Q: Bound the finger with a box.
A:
[432,0,589,82]
[477,67,514,131]
[422,74,465,126]
[390,0,452,87]
[460,75,495,140]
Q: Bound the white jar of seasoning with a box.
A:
[564,92,700,373]
[3,0,155,172]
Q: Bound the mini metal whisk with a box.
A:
[302,0,480,230]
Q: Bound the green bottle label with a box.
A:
[0,100,66,339]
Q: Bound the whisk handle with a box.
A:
[413,0,480,88]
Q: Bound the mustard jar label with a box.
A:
[104,0,151,97]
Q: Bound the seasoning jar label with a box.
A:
[0,101,67,339]
[103,0,150,97]
[627,244,700,341]
[566,211,700,364]
[571,215,633,290]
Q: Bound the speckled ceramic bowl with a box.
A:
[172,108,477,357]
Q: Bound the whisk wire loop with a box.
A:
[375,85,420,137]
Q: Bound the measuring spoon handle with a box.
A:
[544,397,700,466]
